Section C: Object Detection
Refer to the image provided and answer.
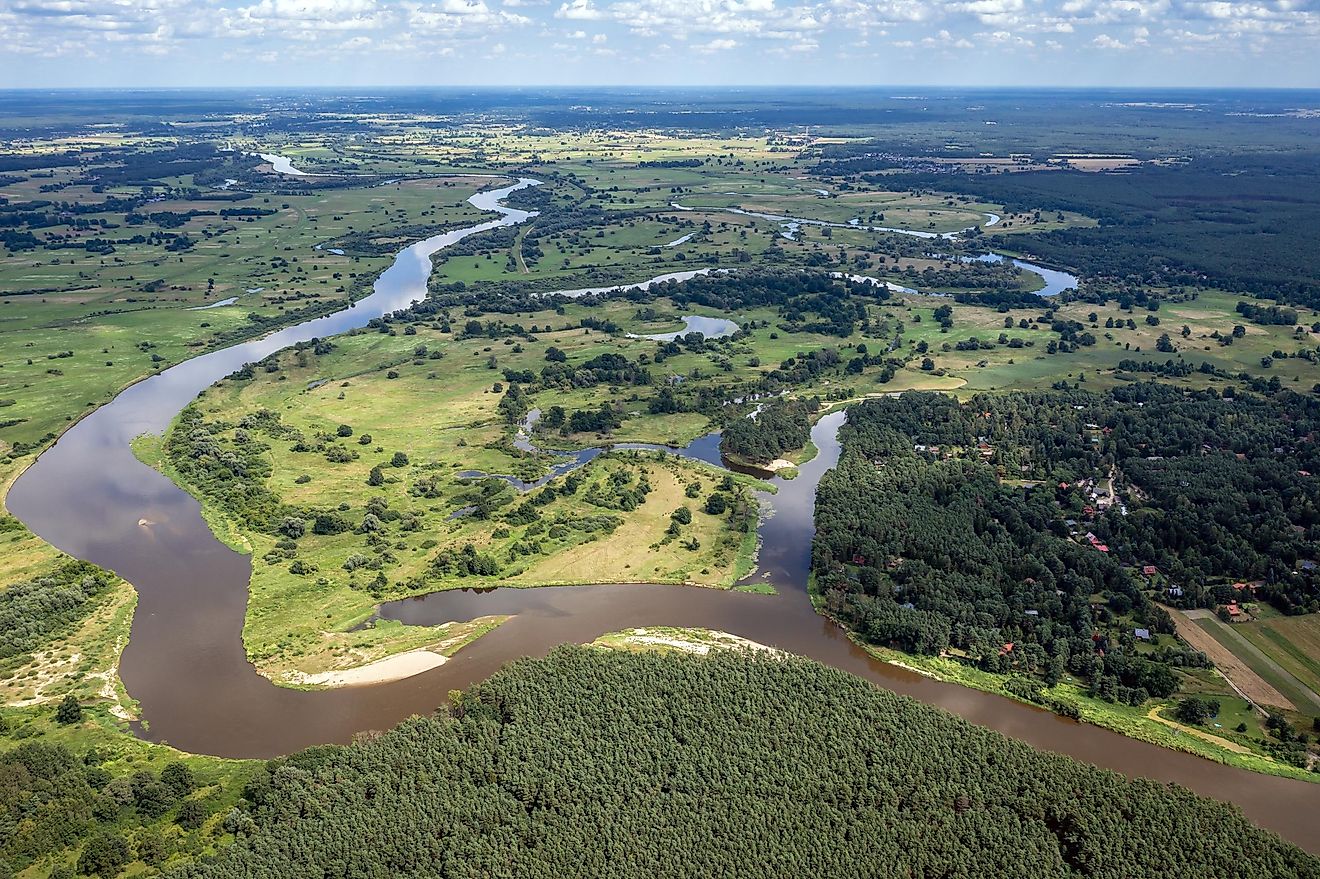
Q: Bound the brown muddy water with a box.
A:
[6,178,1319,852]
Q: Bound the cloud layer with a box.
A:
[0,0,1316,86]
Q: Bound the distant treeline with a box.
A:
[76,144,230,188]
[0,152,82,172]
[638,158,704,168]
[827,154,1320,304]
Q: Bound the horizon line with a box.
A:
[4,84,1320,93]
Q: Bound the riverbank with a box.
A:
[600,620,1292,781]
[805,556,1317,785]
[851,636,1316,784]
[137,380,766,681]
[592,626,779,656]
[129,329,776,684]
[721,438,820,481]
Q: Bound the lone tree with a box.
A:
[55,694,82,725]
[160,761,196,797]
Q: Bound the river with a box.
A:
[5,170,1319,851]
[671,201,1076,295]
[257,153,314,177]
[628,313,740,342]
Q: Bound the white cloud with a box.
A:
[918,27,974,47]
[555,0,603,18]
[0,0,1315,75]
[953,0,1026,23]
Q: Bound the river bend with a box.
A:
[4,173,1318,851]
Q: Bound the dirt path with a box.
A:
[1167,607,1295,710]
[1146,706,1254,755]
[512,224,531,273]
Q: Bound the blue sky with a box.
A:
[0,0,1316,88]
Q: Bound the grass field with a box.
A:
[1235,614,1320,714]
[0,173,494,449]
[903,289,1320,394]
[155,301,775,681]
[1188,609,1320,712]
[1167,607,1297,710]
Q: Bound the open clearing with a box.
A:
[1147,705,1254,755]
[1193,614,1320,714]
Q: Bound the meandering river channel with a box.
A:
[6,173,1319,851]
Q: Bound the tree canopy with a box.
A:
[169,648,1317,879]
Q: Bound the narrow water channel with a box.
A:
[4,174,1319,852]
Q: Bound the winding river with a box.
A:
[671,201,1076,296]
[6,173,1320,851]
[672,200,997,241]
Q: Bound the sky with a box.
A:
[0,0,1317,89]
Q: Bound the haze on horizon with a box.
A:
[0,0,1316,90]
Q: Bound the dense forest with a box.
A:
[836,154,1320,304]
[812,385,1320,703]
[166,648,1317,879]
